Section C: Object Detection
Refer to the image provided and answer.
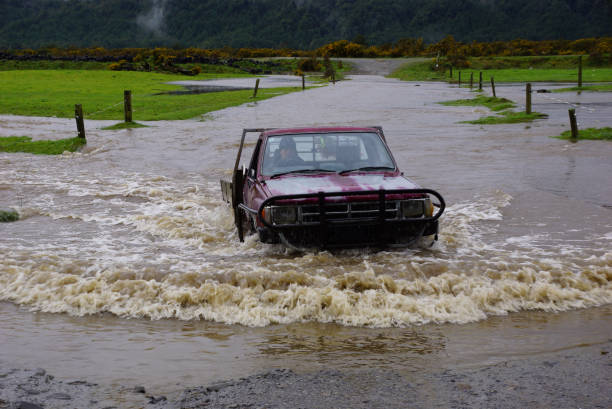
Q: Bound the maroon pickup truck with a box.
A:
[221,126,445,249]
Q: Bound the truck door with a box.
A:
[243,139,262,212]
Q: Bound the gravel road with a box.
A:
[2,341,610,409]
[340,57,427,75]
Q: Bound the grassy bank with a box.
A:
[0,69,303,120]
[0,209,19,222]
[463,111,547,125]
[390,55,612,83]
[0,136,86,154]
[439,95,547,125]
[439,95,515,111]
[101,122,149,130]
[553,84,612,92]
[553,127,612,141]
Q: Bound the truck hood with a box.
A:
[263,174,420,196]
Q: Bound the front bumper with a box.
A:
[243,189,445,248]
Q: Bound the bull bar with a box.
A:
[239,188,445,247]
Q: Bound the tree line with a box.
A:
[0,0,610,50]
[2,37,610,64]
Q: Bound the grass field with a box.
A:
[0,59,298,74]
[553,127,612,141]
[390,55,612,83]
[0,68,302,120]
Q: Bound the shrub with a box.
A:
[297,56,321,72]
[190,65,202,75]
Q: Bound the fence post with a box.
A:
[458,71,461,87]
[449,66,453,78]
[124,90,132,123]
[491,77,496,97]
[302,74,305,90]
[578,55,583,88]
[470,72,473,89]
[478,71,483,91]
[568,109,579,139]
[526,83,532,114]
[75,104,85,139]
[253,78,260,98]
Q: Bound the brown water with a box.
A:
[0,76,611,396]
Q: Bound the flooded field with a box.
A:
[1,75,611,398]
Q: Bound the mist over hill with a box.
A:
[1,0,611,49]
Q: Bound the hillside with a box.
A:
[1,0,611,49]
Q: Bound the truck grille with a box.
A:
[300,201,399,224]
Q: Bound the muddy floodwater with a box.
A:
[0,75,611,402]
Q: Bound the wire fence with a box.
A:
[84,92,150,118]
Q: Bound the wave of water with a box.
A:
[1,170,610,327]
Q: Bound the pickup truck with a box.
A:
[221,127,445,249]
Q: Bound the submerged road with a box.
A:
[0,60,611,408]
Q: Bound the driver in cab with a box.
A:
[275,136,304,167]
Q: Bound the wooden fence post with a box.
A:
[568,109,579,139]
[526,83,532,114]
[578,55,583,88]
[449,66,453,78]
[302,74,305,90]
[470,72,473,89]
[478,71,483,91]
[491,77,496,97]
[75,104,85,139]
[253,78,260,98]
[458,71,461,87]
[124,90,132,123]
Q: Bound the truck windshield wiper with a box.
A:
[338,166,395,175]
[270,169,336,179]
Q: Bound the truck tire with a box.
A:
[232,169,245,242]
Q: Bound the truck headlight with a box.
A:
[272,206,297,225]
[262,206,272,224]
[424,198,433,217]
[401,200,424,218]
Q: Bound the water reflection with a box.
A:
[256,324,445,359]
[2,301,610,393]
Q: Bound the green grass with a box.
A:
[0,69,302,120]
[101,122,149,130]
[0,209,19,222]
[389,61,450,81]
[439,95,516,111]
[0,59,111,71]
[0,136,86,154]
[439,94,546,124]
[390,55,612,83]
[466,55,608,70]
[462,111,547,124]
[0,59,291,75]
[451,68,612,83]
[553,84,612,92]
[553,127,612,141]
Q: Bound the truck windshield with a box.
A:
[261,132,395,176]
